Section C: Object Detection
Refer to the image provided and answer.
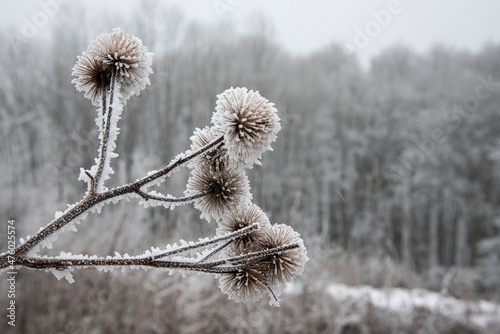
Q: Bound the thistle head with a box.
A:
[218,220,307,304]
[211,87,281,168]
[258,224,308,285]
[186,164,252,222]
[218,262,268,303]
[188,126,228,170]
[72,28,153,106]
[217,203,270,252]
[71,53,112,105]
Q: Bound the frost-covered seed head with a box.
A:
[217,203,270,252]
[72,28,153,105]
[258,224,308,285]
[188,126,228,170]
[218,262,268,303]
[212,87,281,168]
[71,53,112,105]
[186,164,251,221]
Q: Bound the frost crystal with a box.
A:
[50,268,75,284]
[212,87,281,168]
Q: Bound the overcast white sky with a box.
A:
[2,0,500,66]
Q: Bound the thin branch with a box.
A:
[84,170,95,193]
[11,243,297,274]
[100,83,106,132]
[0,135,225,268]
[212,243,300,267]
[152,223,259,260]
[133,135,224,189]
[196,239,233,263]
[154,243,301,270]
[267,285,278,303]
[133,189,209,203]
[93,70,116,194]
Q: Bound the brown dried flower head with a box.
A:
[217,203,270,251]
[188,126,228,170]
[211,87,281,168]
[72,53,111,105]
[218,261,268,303]
[258,224,308,285]
[186,164,251,221]
[72,28,153,106]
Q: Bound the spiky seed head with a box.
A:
[211,87,281,168]
[258,224,308,285]
[72,53,112,105]
[217,203,270,252]
[188,126,228,170]
[186,164,251,222]
[218,261,268,303]
[72,28,153,105]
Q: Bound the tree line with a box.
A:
[2,2,499,295]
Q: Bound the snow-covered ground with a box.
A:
[326,283,500,330]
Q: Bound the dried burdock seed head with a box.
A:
[72,53,112,106]
[186,164,251,222]
[211,87,281,168]
[72,28,153,105]
[218,261,268,303]
[188,126,228,170]
[217,203,270,252]
[258,224,308,285]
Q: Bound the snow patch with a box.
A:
[326,283,500,329]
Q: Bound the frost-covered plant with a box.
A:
[0,29,307,306]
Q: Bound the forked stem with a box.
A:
[0,135,225,268]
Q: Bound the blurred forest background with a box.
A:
[1,2,500,333]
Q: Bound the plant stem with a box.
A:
[0,135,225,269]
[133,189,209,203]
[152,223,258,260]
[8,243,299,275]
[93,70,116,194]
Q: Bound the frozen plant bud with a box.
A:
[72,28,153,105]
[258,224,308,285]
[217,203,270,252]
[186,164,251,221]
[218,261,268,303]
[188,126,228,170]
[211,87,281,168]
